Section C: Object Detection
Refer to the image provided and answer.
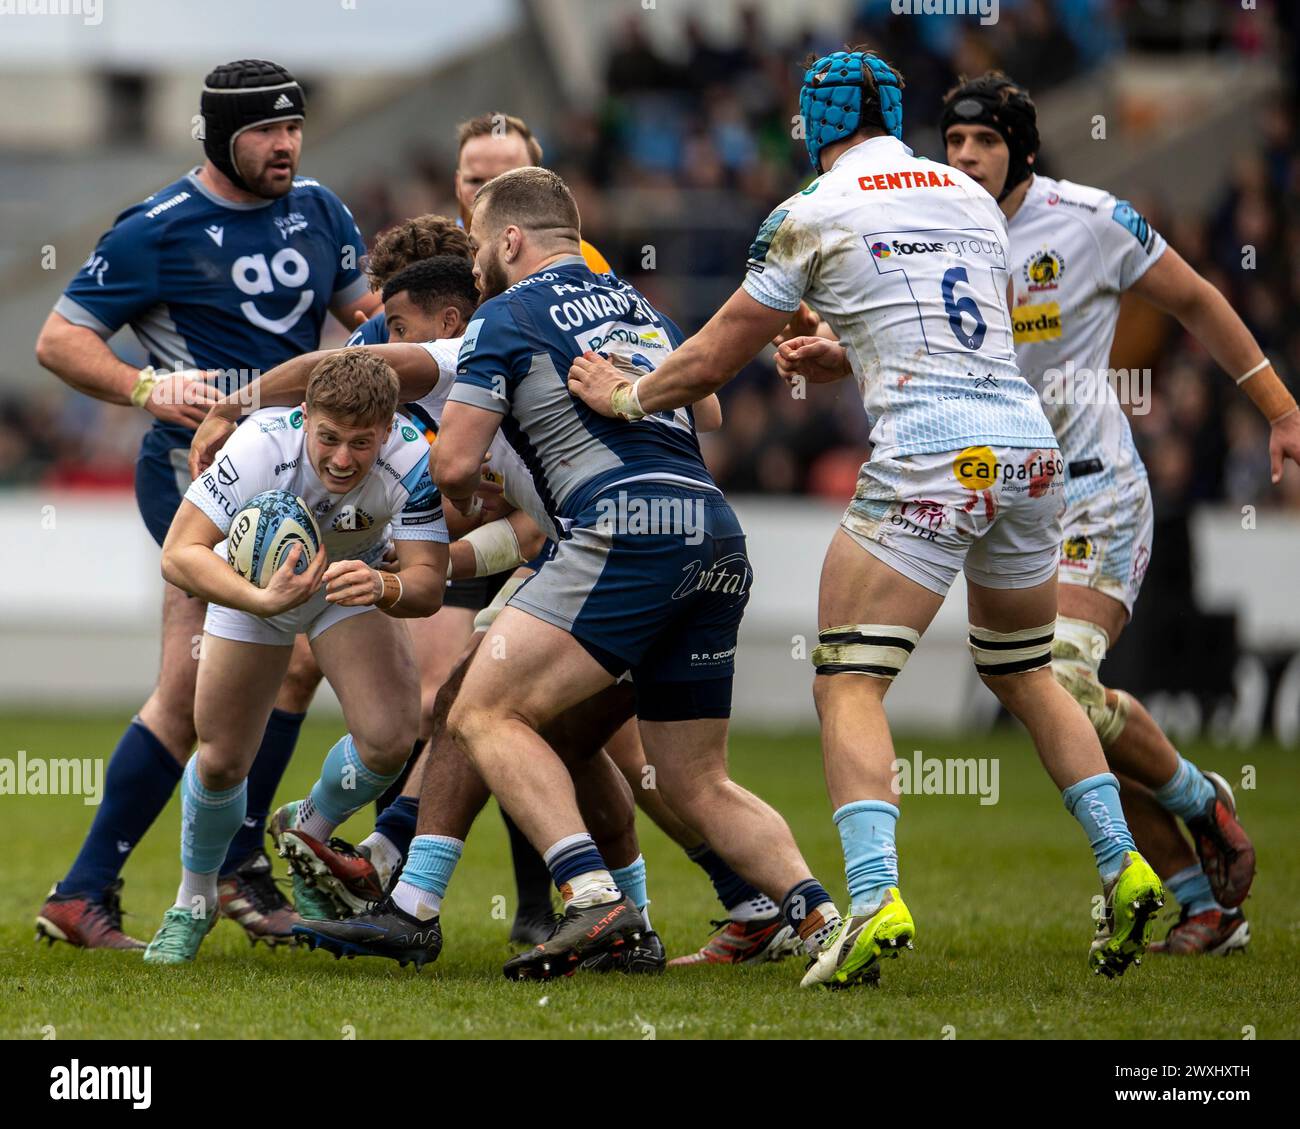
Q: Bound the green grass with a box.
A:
[2,714,1296,1039]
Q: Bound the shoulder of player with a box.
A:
[288,176,357,222]
[111,176,199,237]
[1028,177,1119,224]
[240,406,305,442]
[374,417,431,492]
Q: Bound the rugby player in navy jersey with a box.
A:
[33,60,374,949]
[339,113,619,944]
[434,167,844,979]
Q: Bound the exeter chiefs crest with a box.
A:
[1024,248,1064,292]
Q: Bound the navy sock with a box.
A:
[59,720,183,897]
[373,795,419,859]
[375,740,421,816]
[686,844,761,911]
[220,708,304,875]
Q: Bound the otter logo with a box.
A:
[231,248,314,334]
[671,553,752,600]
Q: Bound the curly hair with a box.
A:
[364,214,472,290]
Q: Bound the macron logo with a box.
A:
[205,225,223,247]
[273,93,294,111]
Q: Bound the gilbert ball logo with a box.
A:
[870,241,892,259]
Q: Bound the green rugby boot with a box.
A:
[1089,851,1164,979]
[143,905,219,965]
[800,888,913,989]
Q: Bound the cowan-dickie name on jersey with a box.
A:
[1007,175,1167,499]
[743,134,1056,460]
[185,407,447,569]
[57,170,368,444]
[447,256,716,538]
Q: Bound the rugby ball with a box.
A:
[227,490,322,589]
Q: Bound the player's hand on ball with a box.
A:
[773,302,822,347]
[146,369,224,430]
[1268,408,1300,484]
[775,336,851,385]
[568,351,627,418]
[323,559,384,606]
[189,412,238,480]
[258,544,328,616]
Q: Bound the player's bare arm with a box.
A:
[568,288,791,418]
[324,538,446,619]
[448,509,546,582]
[693,393,724,432]
[332,289,381,330]
[35,311,221,429]
[1128,246,1300,481]
[161,499,327,616]
[189,342,442,478]
[775,335,852,387]
[433,401,505,512]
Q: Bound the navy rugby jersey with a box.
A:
[57,169,367,444]
[346,310,388,346]
[448,255,716,537]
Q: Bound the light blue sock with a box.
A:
[307,734,402,828]
[834,800,899,916]
[180,757,248,875]
[1062,772,1135,883]
[1164,863,1221,917]
[401,834,464,897]
[610,855,648,910]
[1151,755,1215,822]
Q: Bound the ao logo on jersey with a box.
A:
[231,248,314,334]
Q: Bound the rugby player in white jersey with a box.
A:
[938,73,1297,954]
[572,50,1166,985]
[143,351,448,963]
[188,257,687,972]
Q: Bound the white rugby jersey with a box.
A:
[744,134,1055,459]
[413,338,554,540]
[186,406,447,566]
[1007,175,1167,496]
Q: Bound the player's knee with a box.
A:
[969,621,1056,710]
[1049,617,1131,746]
[195,745,245,791]
[811,624,919,691]
[350,725,415,777]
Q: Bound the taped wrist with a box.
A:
[377,571,403,609]
[1237,362,1297,422]
[811,624,920,679]
[610,379,646,421]
[130,365,160,409]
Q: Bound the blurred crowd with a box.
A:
[5,0,1299,517]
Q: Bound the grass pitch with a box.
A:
[2,713,1296,1040]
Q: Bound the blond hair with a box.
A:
[306,350,399,427]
